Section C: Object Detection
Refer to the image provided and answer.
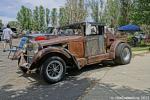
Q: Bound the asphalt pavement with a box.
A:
[0,41,150,100]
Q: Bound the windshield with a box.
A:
[52,28,83,36]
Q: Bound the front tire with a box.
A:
[41,56,66,83]
[114,43,132,65]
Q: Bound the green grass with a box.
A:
[132,46,150,51]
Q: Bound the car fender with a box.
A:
[29,47,80,70]
[109,40,124,59]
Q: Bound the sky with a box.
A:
[0,0,66,24]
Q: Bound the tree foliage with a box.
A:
[0,19,3,28]
[64,0,87,24]
[130,0,150,34]
[46,8,50,27]
[88,0,134,27]
[39,6,46,32]
[17,0,87,29]
[104,0,120,27]
[118,0,133,26]
[130,0,150,25]
[15,0,149,34]
[8,21,20,28]
[33,6,39,31]
[88,0,105,23]
[17,5,48,32]
[17,6,32,30]
[59,7,68,26]
[51,8,58,27]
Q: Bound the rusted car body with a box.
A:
[18,22,132,83]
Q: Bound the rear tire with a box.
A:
[114,43,132,65]
[41,56,66,83]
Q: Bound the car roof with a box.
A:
[60,22,105,29]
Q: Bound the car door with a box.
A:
[85,23,105,58]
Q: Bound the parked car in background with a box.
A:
[128,33,146,47]
[17,22,132,83]
[144,34,150,44]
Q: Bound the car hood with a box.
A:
[35,36,83,46]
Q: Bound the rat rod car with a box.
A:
[18,22,132,83]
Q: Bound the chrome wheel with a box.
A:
[46,60,63,80]
[122,47,131,61]
[114,43,132,65]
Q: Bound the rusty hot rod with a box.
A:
[18,22,132,83]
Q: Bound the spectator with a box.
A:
[2,24,13,52]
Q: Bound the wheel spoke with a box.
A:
[51,72,54,77]
[53,72,58,77]
[46,59,64,79]
[52,64,55,68]
[54,70,59,74]
[48,64,53,69]
[48,70,53,73]
[53,71,57,77]
[48,69,58,77]
[48,67,53,71]
[48,71,52,76]
[55,65,60,70]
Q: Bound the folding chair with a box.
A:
[8,37,28,59]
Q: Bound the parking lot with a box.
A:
[0,40,150,100]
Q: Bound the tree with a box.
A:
[8,21,20,28]
[59,7,69,26]
[17,6,25,30]
[51,8,58,27]
[33,6,39,31]
[0,19,3,28]
[130,0,150,25]
[118,0,133,26]
[88,0,133,27]
[17,6,32,30]
[77,0,87,22]
[25,8,32,30]
[63,0,87,24]
[88,0,105,22]
[39,5,46,32]
[130,0,150,34]
[105,0,120,27]
[46,8,50,27]
[17,6,50,32]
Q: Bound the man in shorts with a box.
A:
[2,24,13,52]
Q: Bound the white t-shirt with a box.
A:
[2,28,13,40]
